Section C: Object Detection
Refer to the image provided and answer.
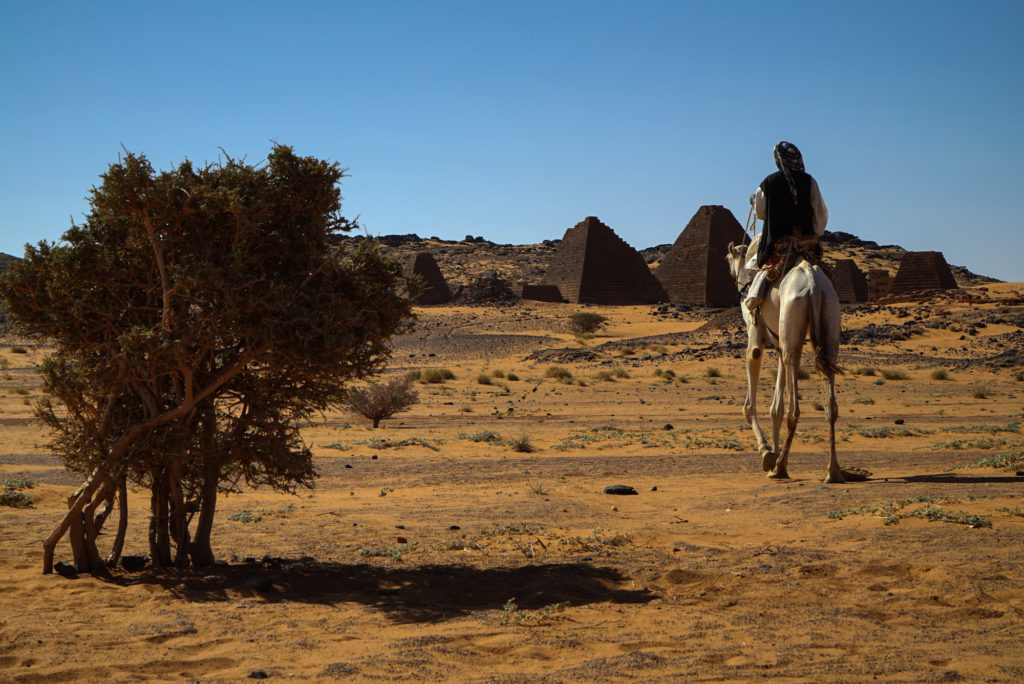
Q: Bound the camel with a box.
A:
[725,236,846,482]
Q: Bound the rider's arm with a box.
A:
[811,178,828,235]
[753,187,766,220]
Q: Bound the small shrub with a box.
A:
[476,374,493,385]
[420,368,455,384]
[874,378,885,386]
[491,370,505,378]
[228,510,262,523]
[705,367,721,378]
[508,434,535,453]
[379,487,394,497]
[10,346,28,354]
[620,347,635,356]
[568,312,608,335]
[1014,372,1024,382]
[930,369,950,381]
[797,367,811,380]
[594,370,615,382]
[506,372,519,381]
[0,358,8,369]
[812,401,824,411]
[881,368,910,380]
[545,366,572,380]
[857,366,878,376]
[852,397,875,405]
[529,483,548,495]
[612,368,629,378]
[344,376,420,428]
[461,431,502,443]
[0,478,35,508]
[405,369,421,381]
[972,384,990,399]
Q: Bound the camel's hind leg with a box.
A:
[767,358,788,478]
[823,373,844,483]
[770,351,800,479]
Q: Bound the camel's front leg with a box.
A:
[743,342,773,469]
[823,375,844,483]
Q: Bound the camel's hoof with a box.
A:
[768,468,790,480]
[824,473,846,484]
[761,450,778,472]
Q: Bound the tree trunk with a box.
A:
[373,417,381,428]
[169,460,190,568]
[189,457,219,567]
[106,475,128,568]
[149,469,172,566]
[43,469,106,573]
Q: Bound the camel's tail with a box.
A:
[807,265,843,379]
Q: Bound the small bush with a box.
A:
[857,367,878,376]
[0,358,8,369]
[873,378,885,386]
[508,434,535,453]
[972,384,990,399]
[620,347,635,356]
[705,367,721,378]
[930,369,950,381]
[594,370,615,382]
[852,397,875,405]
[0,478,35,508]
[545,366,572,380]
[344,376,420,428]
[10,346,28,354]
[420,368,455,384]
[797,367,811,380]
[1014,372,1024,382]
[506,372,519,381]
[568,312,608,335]
[613,368,629,378]
[881,368,910,380]
[491,370,505,378]
[476,374,493,385]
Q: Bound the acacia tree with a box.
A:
[344,375,420,428]
[0,145,415,573]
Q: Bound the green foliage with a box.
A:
[946,451,1024,472]
[498,597,569,625]
[344,376,419,428]
[360,541,418,560]
[354,437,440,451]
[0,144,415,569]
[459,431,502,443]
[0,478,35,508]
[378,487,394,497]
[827,493,990,527]
[568,312,608,335]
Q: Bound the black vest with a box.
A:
[757,170,816,266]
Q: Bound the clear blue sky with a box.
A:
[2,1,1022,281]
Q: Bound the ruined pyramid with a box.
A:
[654,205,747,307]
[831,259,869,303]
[540,217,665,304]
[891,251,958,294]
[404,252,451,304]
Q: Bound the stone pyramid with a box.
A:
[654,205,747,307]
[831,259,868,303]
[540,217,665,304]
[891,251,957,294]
[404,252,451,304]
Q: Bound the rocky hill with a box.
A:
[338,230,997,295]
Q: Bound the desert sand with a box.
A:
[2,282,1023,682]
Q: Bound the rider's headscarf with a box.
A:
[773,141,804,205]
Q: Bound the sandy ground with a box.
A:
[1,284,1023,682]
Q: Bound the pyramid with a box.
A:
[404,252,451,304]
[868,269,893,301]
[831,259,868,303]
[654,205,747,307]
[540,217,665,304]
[891,251,957,295]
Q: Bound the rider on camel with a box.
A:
[743,141,828,311]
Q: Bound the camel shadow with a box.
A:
[113,560,654,623]
[897,473,1024,485]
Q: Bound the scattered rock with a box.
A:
[603,485,638,495]
[54,561,77,578]
[120,555,149,572]
[248,670,269,679]
[894,419,905,425]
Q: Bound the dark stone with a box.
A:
[603,485,638,495]
[894,419,905,425]
[663,424,673,430]
[120,555,150,572]
[54,561,77,577]
[248,670,269,679]
[449,525,461,530]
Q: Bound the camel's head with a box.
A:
[725,241,751,291]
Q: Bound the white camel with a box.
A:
[725,236,846,482]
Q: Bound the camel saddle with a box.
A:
[761,235,833,284]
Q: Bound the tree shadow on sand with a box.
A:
[111,560,655,623]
